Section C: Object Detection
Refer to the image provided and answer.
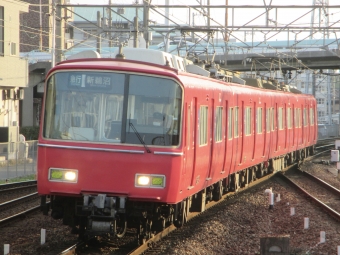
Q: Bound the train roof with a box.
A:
[55,48,307,96]
[51,57,180,79]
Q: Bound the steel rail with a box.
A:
[302,171,340,195]
[0,185,37,195]
[0,180,37,191]
[0,204,45,227]
[57,241,86,255]
[278,173,340,221]
[0,192,39,212]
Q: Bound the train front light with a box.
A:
[49,168,78,183]
[137,175,150,186]
[135,174,165,188]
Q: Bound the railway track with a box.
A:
[280,169,340,221]
[0,180,37,191]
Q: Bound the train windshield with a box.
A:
[43,71,182,146]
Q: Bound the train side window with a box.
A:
[294,108,299,128]
[287,108,292,129]
[257,108,262,134]
[245,107,251,136]
[310,108,314,125]
[234,107,239,137]
[215,106,223,142]
[186,104,190,147]
[271,108,275,131]
[199,106,208,145]
[278,107,283,130]
[266,108,270,133]
[303,108,308,126]
[228,108,233,139]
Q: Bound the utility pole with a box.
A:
[97,11,102,53]
[224,0,228,41]
[108,0,112,48]
[143,0,150,48]
[39,0,42,51]
[51,0,56,67]
[134,4,138,48]
[55,0,62,63]
[165,0,169,52]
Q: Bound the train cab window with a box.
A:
[43,71,182,146]
[104,95,124,140]
[257,108,262,134]
[199,106,208,145]
[278,107,283,130]
[303,108,308,126]
[215,107,223,142]
[245,107,251,136]
[234,107,239,137]
[310,108,314,125]
[126,75,182,146]
[228,108,233,139]
[287,108,292,129]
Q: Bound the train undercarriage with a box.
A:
[41,146,315,244]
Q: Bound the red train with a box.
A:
[37,48,317,243]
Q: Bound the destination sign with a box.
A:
[68,73,112,90]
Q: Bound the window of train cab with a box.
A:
[43,71,183,147]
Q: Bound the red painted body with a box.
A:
[37,58,317,206]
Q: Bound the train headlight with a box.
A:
[137,175,150,186]
[49,168,78,183]
[135,174,165,188]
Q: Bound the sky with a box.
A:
[67,0,340,43]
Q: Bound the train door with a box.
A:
[302,103,306,146]
[223,100,234,176]
[190,98,211,188]
[209,100,225,180]
[274,102,278,152]
[207,99,215,179]
[232,98,240,173]
[183,101,192,188]
[187,98,197,189]
[263,103,268,157]
[268,102,275,159]
[239,101,244,166]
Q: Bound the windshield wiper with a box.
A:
[129,122,151,153]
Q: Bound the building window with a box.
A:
[317,98,325,104]
[257,108,262,134]
[300,82,305,89]
[228,108,233,139]
[199,106,208,145]
[245,107,251,136]
[0,6,4,56]
[215,107,223,142]
[10,42,16,55]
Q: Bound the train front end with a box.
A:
[37,61,184,240]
